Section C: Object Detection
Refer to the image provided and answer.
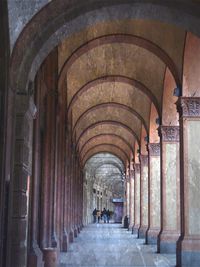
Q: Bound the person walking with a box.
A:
[102,208,107,223]
[92,208,97,223]
[97,210,101,223]
[106,209,110,223]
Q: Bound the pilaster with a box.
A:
[146,143,161,245]
[158,126,180,254]
[138,155,148,239]
[176,97,200,267]
[133,163,140,234]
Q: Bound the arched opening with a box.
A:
[1,1,200,267]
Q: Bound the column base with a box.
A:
[158,230,180,254]
[146,227,160,245]
[177,236,200,267]
[69,228,74,243]
[61,229,69,252]
[43,248,58,267]
[138,226,148,239]
[74,226,78,238]
[28,242,44,267]
[133,224,140,236]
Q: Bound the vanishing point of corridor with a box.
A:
[59,223,175,267]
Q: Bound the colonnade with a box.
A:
[8,49,84,267]
[124,102,200,266]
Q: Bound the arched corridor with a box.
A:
[1,1,200,267]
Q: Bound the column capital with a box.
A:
[159,126,180,142]
[176,97,200,118]
[139,154,148,165]
[148,143,160,156]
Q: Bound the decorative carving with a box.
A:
[139,155,148,165]
[176,97,200,117]
[160,126,179,142]
[134,163,140,173]
[148,143,160,156]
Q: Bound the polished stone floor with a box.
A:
[59,223,176,267]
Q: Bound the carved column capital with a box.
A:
[159,126,180,142]
[139,154,148,166]
[148,143,160,156]
[134,163,140,173]
[176,97,200,118]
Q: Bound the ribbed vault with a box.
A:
[84,153,125,197]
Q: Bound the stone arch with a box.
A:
[10,0,200,92]
[83,147,127,167]
[59,34,181,88]
[81,143,130,164]
[149,103,160,143]
[162,67,179,126]
[68,75,160,119]
[72,102,148,137]
[79,133,134,156]
[76,121,140,150]
[78,123,135,154]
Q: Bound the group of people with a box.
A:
[92,208,111,223]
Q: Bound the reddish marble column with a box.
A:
[176,97,200,267]
[133,163,140,234]
[138,155,149,239]
[146,143,160,245]
[158,126,180,254]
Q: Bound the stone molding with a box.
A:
[176,97,200,118]
[159,126,180,142]
[134,163,140,173]
[148,143,160,156]
[139,155,148,165]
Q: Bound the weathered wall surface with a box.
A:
[8,0,49,49]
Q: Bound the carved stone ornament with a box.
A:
[134,163,140,173]
[176,97,200,117]
[160,126,180,142]
[139,155,148,165]
[148,143,160,156]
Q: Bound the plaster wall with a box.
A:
[8,0,49,49]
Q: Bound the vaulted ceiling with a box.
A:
[57,19,185,169]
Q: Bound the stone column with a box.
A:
[139,155,148,239]
[176,97,200,267]
[10,94,36,267]
[133,163,140,234]
[28,81,44,267]
[158,126,180,254]
[129,170,134,227]
[146,143,160,244]
[126,178,130,218]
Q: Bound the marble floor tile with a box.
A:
[59,224,176,267]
